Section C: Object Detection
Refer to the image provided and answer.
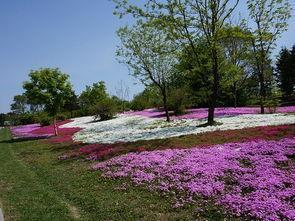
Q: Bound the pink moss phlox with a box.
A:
[125,106,295,120]
[92,138,295,221]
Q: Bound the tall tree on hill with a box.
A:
[23,68,73,136]
[112,0,240,125]
[117,21,178,122]
[247,0,292,113]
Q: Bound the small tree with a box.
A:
[117,21,178,122]
[94,98,117,121]
[115,80,130,112]
[23,68,73,135]
[247,0,292,113]
[79,81,108,115]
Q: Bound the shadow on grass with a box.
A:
[0,136,53,144]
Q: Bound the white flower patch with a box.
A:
[61,113,295,144]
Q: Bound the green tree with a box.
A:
[276,45,295,102]
[79,81,108,115]
[220,23,253,107]
[0,113,5,126]
[247,0,292,113]
[113,0,239,125]
[117,21,178,122]
[130,86,161,111]
[10,94,29,114]
[23,68,73,135]
[63,91,79,117]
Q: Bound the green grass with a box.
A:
[0,128,203,221]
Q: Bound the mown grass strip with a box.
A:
[0,128,200,221]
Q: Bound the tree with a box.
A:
[10,94,29,114]
[130,86,161,111]
[115,80,130,112]
[23,68,73,135]
[0,113,5,126]
[117,21,178,121]
[276,46,295,102]
[220,23,253,107]
[247,0,292,113]
[79,81,108,115]
[63,91,79,118]
[113,0,239,125]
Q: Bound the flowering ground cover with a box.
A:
[10,120,81,142]
[61,112,295,143]
[58,124,295,162]
[93,137,295,221]
[10,124,52,139]
[125,106,295,120]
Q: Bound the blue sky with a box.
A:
[0,0,294,113]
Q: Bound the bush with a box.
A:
[39,116,51,126]
[130,87,161,111]
[34,112,51,126]
[94,98,117,121]
[18,113,35,125]
[167,88,190,116]
[56,113,67,121]
[265,88,282,113]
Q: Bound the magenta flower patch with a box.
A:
[93,138,295,220]
[125,106,295,120]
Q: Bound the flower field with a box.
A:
[10,120,81,142]
[62,110,295,144]
[93,138,295,221]
[125,106,295,119]
[8,106,295,220]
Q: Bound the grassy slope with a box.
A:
[0,128,206,221]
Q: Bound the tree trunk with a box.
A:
[53,117,58,136]
[208,48,219,125]
[259,69,266,114]
[233,83,237,108]
[162,89,170,122]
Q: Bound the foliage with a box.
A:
[23,68,73,117]
[63,91,80,117]
[167,88,190,115]
[247,0,292,113]
[94,98,118,121]
[10,94,29,114]
[0,113,5,126]
[130,86,160,111]
[276,45,295,102]
[117,20,178,121]
[39,116,52,126]
[265,86,283,113]
[23,68,73,135]
[79,81,108,115]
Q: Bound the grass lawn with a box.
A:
[0,128,210,221]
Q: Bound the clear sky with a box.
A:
[0,0,294,113]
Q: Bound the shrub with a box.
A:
[56,113,67,121]
[94,98,117,121]
[167,88,190,115]
[265,87,282,113]
[130,87,161,111]
[18,113,35,125]
[39,117,51,126]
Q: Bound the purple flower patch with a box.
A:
[93,138,295,220]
